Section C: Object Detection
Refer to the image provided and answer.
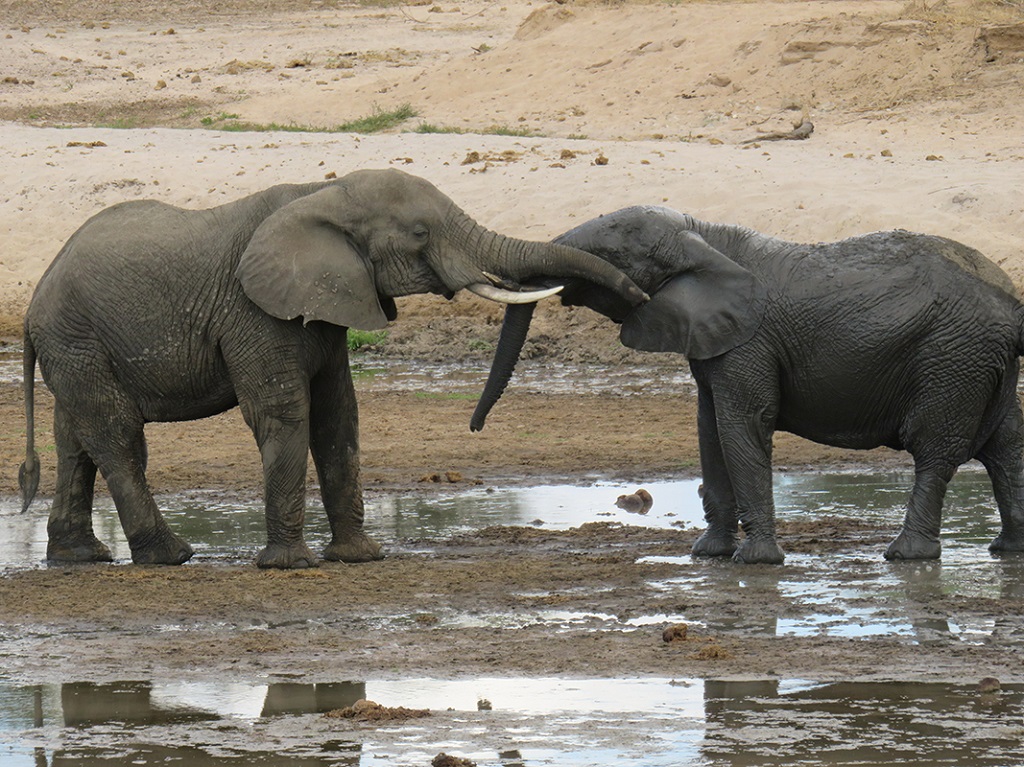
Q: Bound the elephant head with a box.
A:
[235,169,648,330]
[471,205,767,431]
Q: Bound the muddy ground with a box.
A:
[1,0,1024,736]
[3,339,1022,690]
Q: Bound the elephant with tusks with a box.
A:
[19,170,647,569]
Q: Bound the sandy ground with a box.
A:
[1,0,1024,719]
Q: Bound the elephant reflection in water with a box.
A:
[39,681,366,766]
[55,680,366,725]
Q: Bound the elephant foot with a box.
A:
[323,533,385,563]
[129,530,194,565]
[691,530,738,558]
[256,541,318,569]
[988,532,1024,554]
[47,535,114,564]
[884,530,941,561]
[733,537,785,565]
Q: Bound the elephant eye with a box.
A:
[412,224,429,241]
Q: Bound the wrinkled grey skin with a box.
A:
[473,205,1024,564]
[19,169,645,569]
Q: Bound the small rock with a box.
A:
[615,488,653,514]
[593,154,609,166]
[477,698,492,710]
[978,677,1001,693]
[663,623,688,642]
[432,754,476,767]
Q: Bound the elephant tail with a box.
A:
[19,323,40,513]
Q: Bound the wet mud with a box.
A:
[3,349,1024,763]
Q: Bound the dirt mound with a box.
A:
[306,0,1024,142]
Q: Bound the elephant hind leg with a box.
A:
[977,406,1024,553]
[56,387,192,566]
[885,459,955,561]
[46,403,111,563]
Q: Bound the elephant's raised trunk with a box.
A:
[443,208,648,307]
[470,302,535,432]
[444,208,644,431]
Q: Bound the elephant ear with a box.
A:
[620,230,766,359]
[235,185,389,330]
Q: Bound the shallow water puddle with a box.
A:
[3,470,1023,644]
[1,677,1022,766]
[0,470,1006,564]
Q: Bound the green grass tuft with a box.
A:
[198,103,418,134]
[347,329,388,351]
[337,103,418,133]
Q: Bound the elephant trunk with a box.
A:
[470,302,535,432]
[444,209,648,306]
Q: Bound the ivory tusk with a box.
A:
[466,283,564,304]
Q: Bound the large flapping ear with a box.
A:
[235,185,390,330]
[620,230,766,359]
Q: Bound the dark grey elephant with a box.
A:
[19,169,646,569]
[472,205,1024,564]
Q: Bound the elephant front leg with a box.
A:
[250,412,319,569]
[692,391,739,558]
[714,406,785,565]
[309,366,383,563]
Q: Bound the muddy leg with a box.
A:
[692,388,739,558]
[310,359,383,563]
[714,403,784,565]
[241,397,318,569]
[978,406,1024,553]
[46,403,112,563]
[885,462,953,561]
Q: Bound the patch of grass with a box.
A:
[413,391,479,401]
[481,124,537,137]
[412,122,545,138]
[213,120,320,132]
[347,329,388,351]
[413,123,465,134]
[200,112,239,126]
[337,103,418,132]
[96,117,138,129]
[198,103,418,134]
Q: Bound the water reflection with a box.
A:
[0,470,1010,567]
[2,677,1022,766]
[0,478,707,566]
